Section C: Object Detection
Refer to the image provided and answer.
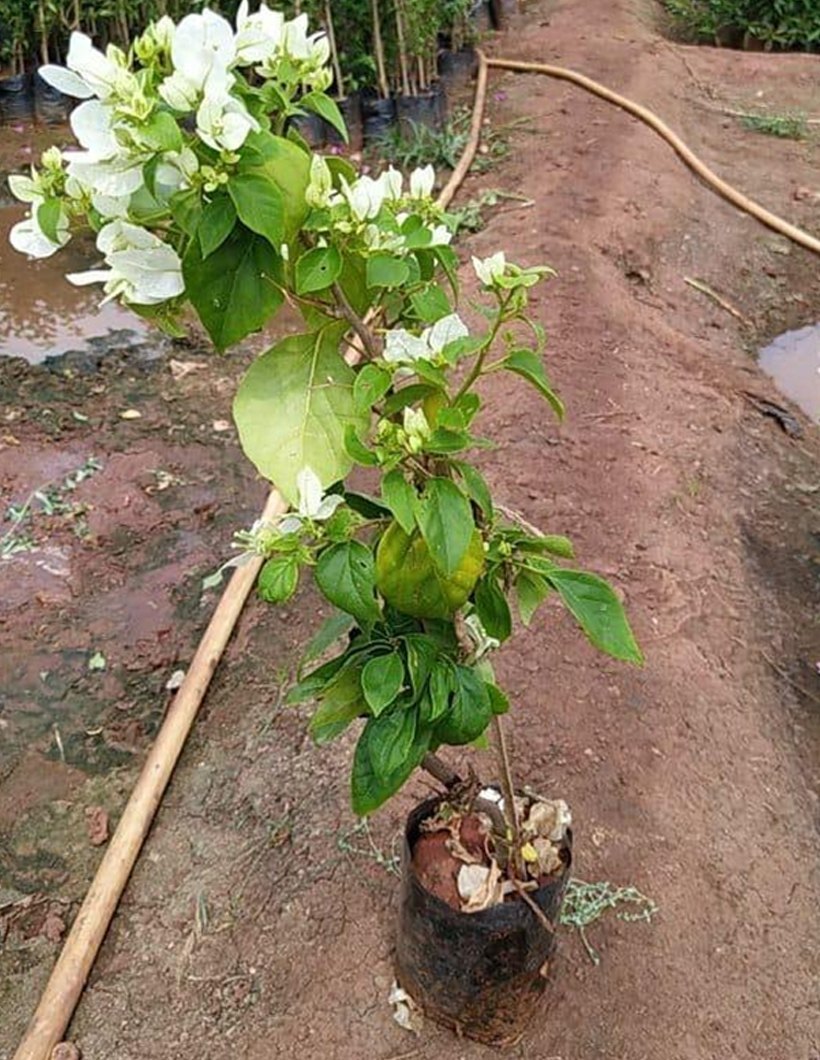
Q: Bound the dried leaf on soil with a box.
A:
[51,1044,81,1060]
[85,806,110,846]
[388,981,423,1034]
[457,860,506,912]
[169,358,206,381]
[165,669,186,691]
[40,911,66,943]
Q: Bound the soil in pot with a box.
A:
[396,83,447,137]
[362,94,397,145]
[395,790,572,1047]
[0,73,34,124]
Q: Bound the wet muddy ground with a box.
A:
[1,0,819,1057]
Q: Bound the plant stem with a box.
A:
[492,715,524,878]
[495,502,547,538]
[420,755,510,849]
[331,283,380,360]
[452,294,511,403]
[421,752,460,787]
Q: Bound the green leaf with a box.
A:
[353,363,391,413]
[228,171,285,247]
[323,506,360,542]
[299,91,348,140]
[140,109,183,151]
[236,132,311,242]
[425,428,471,455]
[258,555,299,603]
[412,360,448,388]
[302,612,355,665]
[315,541,381,625]
[520,534,575,559]
[382,384,439,416]
[486,682,510,715]
[325,156,357,186]
[288,653,347,704]
[403,634,438,699]
[336,251,371,316]
[474,576,512,642]
[455,393,481,424]
[361,653,405,716]
[440,334,484,365]
[426,660,454,722]
[381,470,417,536]
[37,199,62,244]
[295,245,342,294]
[516,570,550,626]
[410,283,451,323]
[434,665,492,746]
[351,709,429,815]
[416,478,474,575]
[309,667,366,745]
[234,327,367,500]
[372,706,417,778]
[432,244,459,292]
[184,226,283,350]
[546,569,643,663]
[344,491,390,519]
[344,424,378,466]
[504,348,565,420]
[198,194,237,258]
[366,254,410,289]
[170,188,202,237]
[454,461,493,519]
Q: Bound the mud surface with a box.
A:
[2,1,819,1057]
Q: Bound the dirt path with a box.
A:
[2,1,819,1057]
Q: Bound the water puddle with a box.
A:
[0,204,151,364]
[758,324,820,424]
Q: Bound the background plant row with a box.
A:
[0,0,480,89]
[662,0,820,49]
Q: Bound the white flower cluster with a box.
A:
[277,467,344,533]
[67,220,185,305]
[383,313,468,365]
[305,157,450,255]
[8,4,332,306]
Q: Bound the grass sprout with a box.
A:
[560,878,658,964]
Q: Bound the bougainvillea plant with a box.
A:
[8,5,641,849]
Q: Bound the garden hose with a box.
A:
[480,52,820,256]
[14,41,818,1060]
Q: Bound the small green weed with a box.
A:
[741,111,808,139]
[1,456,103,558]
[337,818,401,877]
[376,112,470,171]
[447,188,534,235]
[560,878,658,964]
[374,109,522,175]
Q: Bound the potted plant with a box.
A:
[437,0,480,89]
[392,0,446,134]
[7,3,641,1043]
[361,0,397,141]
